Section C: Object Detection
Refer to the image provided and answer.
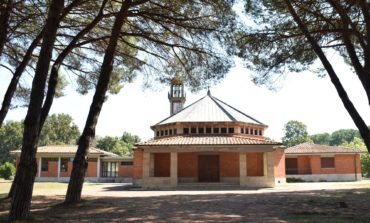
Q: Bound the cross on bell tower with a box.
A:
[168,76,186,115]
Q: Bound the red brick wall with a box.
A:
[154,153,170,177]
[86,161,97,177]
[219,152,239,177]
[41,161,58,177]
[274,149,285,178]
[178,152,198,177]
[297,156,310,174]
[60,161,73,177]
[133,149,143,179]
[118,165,133,177]
[301,154,361,175]
[247,153,264,176]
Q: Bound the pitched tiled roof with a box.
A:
[11,145,120,157]
[285,143,365,154]
[137,135,280,146]
[155,93,265,126]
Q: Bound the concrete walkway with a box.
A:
[80,180,370,197]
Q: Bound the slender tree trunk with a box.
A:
[0,0,12,57]
[8,0,64,221]
[284,0,370,152]
[64,0,132,205]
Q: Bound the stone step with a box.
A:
[176,182,241,190]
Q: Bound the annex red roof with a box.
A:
[137,135,281,146]
[285,143,365,154]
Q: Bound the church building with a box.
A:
[133,78,286,188]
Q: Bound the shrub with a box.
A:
[286,177,305,183]
[0,162,16,180]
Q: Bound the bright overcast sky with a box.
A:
[1,56,370,142]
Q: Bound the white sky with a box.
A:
[1,57,369,142]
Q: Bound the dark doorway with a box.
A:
[198,155,220,182]
[285,158,298,174]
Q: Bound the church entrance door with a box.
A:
[198,155,220,182]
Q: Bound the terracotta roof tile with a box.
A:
[137,135,280,146]
[285,143,365,154]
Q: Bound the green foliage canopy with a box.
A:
[96,132,140,156]
[0,162,16,180]
[282,120,312,147]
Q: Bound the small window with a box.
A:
[221,128,227,133]
[191,127,197,134]
[241,128,244,134]
[165,130,168,135]
[60,158,69,172]
[246,128,249,134]
[156,131,160,137]
[206,127,212,134]
[174,129,177,135]
[121,161,133,166]
[169,129,173,135]
[321,157,335,168]
[183,128,189,135]
[228,128,234,134]
[41,159,48,172]
[161,130,164,136]
[198,127,204,134]
[213,128,219,134]
[254,129,258,135]
[259,130,262,135]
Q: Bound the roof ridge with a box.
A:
[211,96,265,125]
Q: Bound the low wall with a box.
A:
[287,174,362,182]
[240,176,275,187]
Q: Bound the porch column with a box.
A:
[265,152,275,187]
[38,157,42,178]
[239,152,246,186]
[57,157,61,179]
[97,156,101,178]
[143,152,150,179]
[170,152,178,186]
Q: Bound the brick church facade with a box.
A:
[132,78,286,188]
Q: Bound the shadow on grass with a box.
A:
[0,188,369,222]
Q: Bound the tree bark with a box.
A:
[0,0,12,57]
[64,0,132,205]
[284,0,370,152]
[8,0,64,221]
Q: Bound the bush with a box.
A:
[0,162,16,180]
[286,177,305,183]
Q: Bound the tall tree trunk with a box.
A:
[64,0,132,205]
[0,31,43,128]
[284,0,370,152]
[0,0,12,57]
[8,0,64,221]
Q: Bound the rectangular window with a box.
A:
[191,127,197,134]
[259,130,262,135]
[198,127,204,134]
[156,131,160,137]
[165,130,168,135]
[321,157,335,168]
[183,128,189,135]
[206,127,212,134]
[228,128,234,134]
[60,158,69,172]
[254,129,258,135]
[121,161,133,166]
[169,129,173,135]
[174,129,177,135]
[161,130,164,136]
[241,128,244,134]
[213,128,219,134]
[246,128,249,134]
[102,162,119,177]
[221,128,227,133]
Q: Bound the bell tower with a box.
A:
[168,76,186,115]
